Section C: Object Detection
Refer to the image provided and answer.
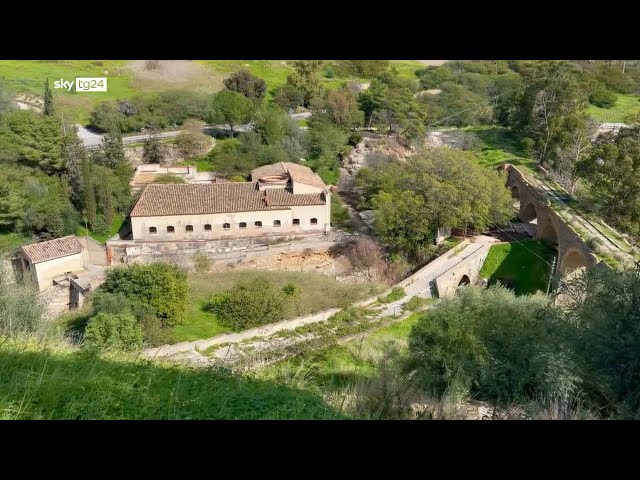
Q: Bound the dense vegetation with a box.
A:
[356,148,513,261]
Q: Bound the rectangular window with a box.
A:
[293,219,300,226]
[167,226,175,233]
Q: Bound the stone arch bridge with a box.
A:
[505,165,598,275]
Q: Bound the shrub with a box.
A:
[402,296,431,312]
[84,312,143,351]
[348,132,363,146]
[0,261,45,337]
[215,278,289,330]
[175,131,211,159]
[192,252,212,274]
[404,286,578,403]
[140,315,172,347]
[224,70,267,100]
[589,85,617,109]
[100,263,189,326]
[282,283,301,298]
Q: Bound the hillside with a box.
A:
[0,341,342,420]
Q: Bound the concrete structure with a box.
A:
[505,165,598,275]
[433,243,491,297]
[128,162,331,244]
[16,236,87,291]
[130,164,223,189]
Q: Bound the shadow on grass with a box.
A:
[481,241,556,295]
[0,346,343,419]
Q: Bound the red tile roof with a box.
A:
[20,236,83,264]
[251,162,327,189]
[129,182,326,217]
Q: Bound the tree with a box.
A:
[100,263,189,326]
[62,127,89,209]
[551,114,596,194]
[335,60,390,77]
[286,60,324,108]
[512,61,589,166]
[89,101,123,132]
[338,237,387,281]
[325,86,363,129]
[575,126,640,237]
[357,148,513,259]
[142,131,166,164]
[223,69,267,100]
[43,78,54,116]
[208,90,254,137]
[254,103,288,144]
[212,277,288,329]
[175,130,210,159]
[84,312,144,351]
[96,126,127,169]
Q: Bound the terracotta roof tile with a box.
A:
[251,162,327,189]
[130,182,326,217]
[20,236,83,264]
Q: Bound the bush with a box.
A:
[402,296,431,312]
[282,282,301,298]
[192,253,212,274]
[214,278,289,330]
[404,286,578,403]
[589,85,617,109]
[175,131,211,159]
[0,261,45,337]
[348,132,363,146]
[100,263,189,326]
[84,312,143,351]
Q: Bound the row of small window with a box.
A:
[148,218,318,234]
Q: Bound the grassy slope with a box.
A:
[257,313,422,394]
[0,341,341,419]
[587,94,640,123]
[479,240,556,295]
[0,60,425,122]
[172,270,385,342]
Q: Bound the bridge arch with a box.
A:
[560,248,590,274]
[538,220,559,249]
[511,186,520,199]
[458,274,471,286]
[520,203,538,223]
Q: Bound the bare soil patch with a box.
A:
[124,60,224,93]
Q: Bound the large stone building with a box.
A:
[128,162,331,243]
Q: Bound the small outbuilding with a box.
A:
[16,236,86,291]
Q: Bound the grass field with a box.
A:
[171,270,385,342]
[587,94,640,123]
[479,240,556,295]
[0,60,425,123]
[0,340,341,419]
[464,126,538,173]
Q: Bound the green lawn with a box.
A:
[172,270,385,342]
[587,94,640,123]
[479,240,556,295]
[464,125,538,173]
[0,340,341,419]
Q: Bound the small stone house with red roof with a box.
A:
[17,236,87,291]
[129,162,331,242]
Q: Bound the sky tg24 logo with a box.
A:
[53,78,107,92]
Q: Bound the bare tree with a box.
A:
[339,238,386,281]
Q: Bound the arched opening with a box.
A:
[310,218,318,225]
[520,203,538,223]
[223,223,231,230]
[458,274,471,287]
[254,221,262,228]
[274,220,281,227]
[538,221,559,249]
[510,186,520,199]
[148,227,157,234]
[185,225,193,232]
[561,249,590,275]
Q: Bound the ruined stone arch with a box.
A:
[520,203,538,223]
[538,220,559,249]
[560,248,590,275]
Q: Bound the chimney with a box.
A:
[264,189,269,206]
